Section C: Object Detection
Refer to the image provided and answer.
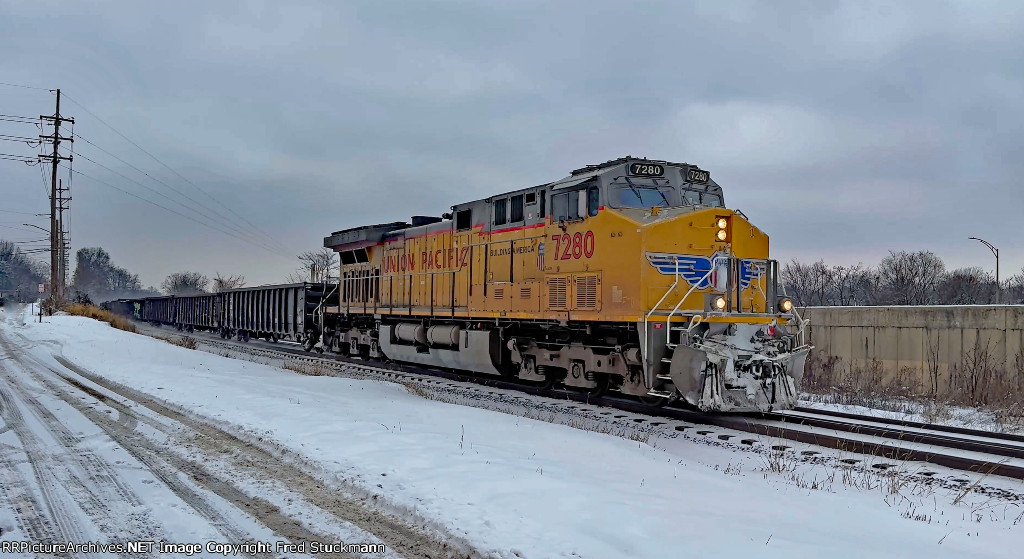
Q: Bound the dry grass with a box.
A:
[282,359,331,377]
[169,335,197,350]
[802,346,1024,431]
[65,303,137,333]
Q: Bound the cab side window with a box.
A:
[567,190,580,220]
[553,192,568,220]
[553,188,594,220]
[493,198,507,226]
[510,194,524,222]
[456,209,472,230]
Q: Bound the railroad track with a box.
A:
[150,325,1024,481]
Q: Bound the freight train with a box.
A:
[116,157,810,412]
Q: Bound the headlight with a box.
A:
[778,298,793,313]
[715,216,730,242]
[712,295,727,311]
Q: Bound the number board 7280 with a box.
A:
[628,163,664,177]
[686,168,710,183]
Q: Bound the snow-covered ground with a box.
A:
[1,304,1022,559]
[800,395,1024,434]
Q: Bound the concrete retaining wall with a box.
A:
[800,306,1024,396]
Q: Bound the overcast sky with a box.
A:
[1,1,1021,289]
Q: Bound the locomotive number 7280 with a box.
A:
[551,231,595,260]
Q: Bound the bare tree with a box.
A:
[286,249,338,283]
[827,263,878,306]
[935,267,995,304]
[0,240,47,302]
[781,259,830,306]
[877,250,945,305]
[1006,267,1024,304]
[783,259,885,307]
[161,271,209,295]
[71,247,149,302]
[212,273,246,292]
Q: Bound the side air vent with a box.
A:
[574,274,599,310]
[520,287,532,299]
[547,277,568,310]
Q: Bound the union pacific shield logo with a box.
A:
[646,252,764,289]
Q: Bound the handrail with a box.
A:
[641,256,717,375]
[664,265,717,331]
[641,256,683,375]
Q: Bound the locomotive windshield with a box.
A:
[681,188,723,208]
[613,184,678,208]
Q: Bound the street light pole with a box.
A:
[968,237,1000,304]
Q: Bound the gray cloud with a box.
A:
[0,0,1021,288]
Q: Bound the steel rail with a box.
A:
[147,325,1024,481]
[790,406,1024,444]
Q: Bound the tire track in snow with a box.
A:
[47,353,482,559]
[0,388,68,556]
[0,376,85,557]
[0,334,268,558]
[0,336,168,557]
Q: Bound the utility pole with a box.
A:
[39,89,74,308]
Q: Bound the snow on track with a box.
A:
[3,305,1023,559]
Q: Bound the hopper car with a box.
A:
[121,282,338,344]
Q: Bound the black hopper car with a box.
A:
[108,282,339,348]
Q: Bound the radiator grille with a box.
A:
[547,277,568,310]
[575,274,598,310]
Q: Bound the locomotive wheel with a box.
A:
[588,374,611,397]
[303,331,316,352]
[241,331,250,343]
[271,333,279,343]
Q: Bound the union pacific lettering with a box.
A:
[383,247,470,274]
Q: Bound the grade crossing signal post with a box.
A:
[39,89,74,307]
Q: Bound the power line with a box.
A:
[59,92,289,254]
[0,153,37,163]
[0,81,49,91]
[0,113,39,121]
[69,167,292,259]
[75,132,278,244]
[0,133,41,146]
[0,224,41,232]
[71,153,289,257]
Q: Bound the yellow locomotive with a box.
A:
[321,157,810,412]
